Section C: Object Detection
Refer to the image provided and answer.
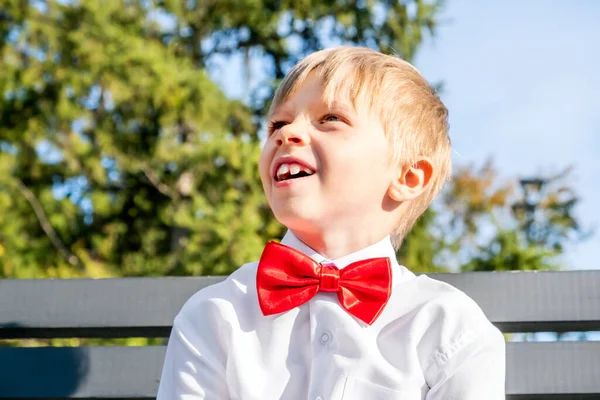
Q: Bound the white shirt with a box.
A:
[157,231,506,399]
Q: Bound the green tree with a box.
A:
[400,161,589,273]
[0,0,443,278]
[160,0,442,111]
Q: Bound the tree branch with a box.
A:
[141,164,177,199]
[14,178,83,268]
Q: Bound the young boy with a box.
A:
[157,46,505,399]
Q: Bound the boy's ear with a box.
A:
[388,158,434,202]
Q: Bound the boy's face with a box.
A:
[259,73,398,237]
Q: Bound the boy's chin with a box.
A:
[272,208,323,231]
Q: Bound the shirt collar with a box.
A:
[280,230,400,269]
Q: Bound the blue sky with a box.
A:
[411,0,600,270]
[209,0,600,271]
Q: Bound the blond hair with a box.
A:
[269,46,451,249]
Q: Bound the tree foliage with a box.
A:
[400,161,589,272]
[0,0,445,278]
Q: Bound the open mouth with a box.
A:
[275,162,315,182]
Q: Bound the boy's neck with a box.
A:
[290,228,391,260]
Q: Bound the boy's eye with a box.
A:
[321,114,342,123]
[268,121,287,134]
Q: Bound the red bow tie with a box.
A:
[256,242,393,325]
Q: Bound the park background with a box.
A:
[1,0,598,344]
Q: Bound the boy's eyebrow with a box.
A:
[326,100,356,115]
[269,99,356,118]
[269,104,292,118]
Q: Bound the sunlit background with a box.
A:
[1,3,599,397]
[208,0,600,272]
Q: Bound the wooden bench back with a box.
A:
[1,271,599,399]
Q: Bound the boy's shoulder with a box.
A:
[394,271,493,329]
[392,271,504,373]
[409,272,482,306]
[175,261,260,324]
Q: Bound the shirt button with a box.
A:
[320,332,330,344]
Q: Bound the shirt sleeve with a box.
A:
[424,324,506,400]
[156,311,230,399]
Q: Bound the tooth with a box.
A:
[277,164,289,179]
[289,164,301,175]
[303,166,313,174]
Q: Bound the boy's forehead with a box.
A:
[271,92,357,118]
[271,71,360,116]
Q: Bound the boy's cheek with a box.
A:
[258,170,270,190]
[258,152,271,181]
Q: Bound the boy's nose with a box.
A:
[276,125,306,146]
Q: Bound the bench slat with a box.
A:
[1,271,600,338]
[506,342,600,398]
[0,346,162,399]
[438,270,600,332]
[0,342,598,399]
[0,277,222,339]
